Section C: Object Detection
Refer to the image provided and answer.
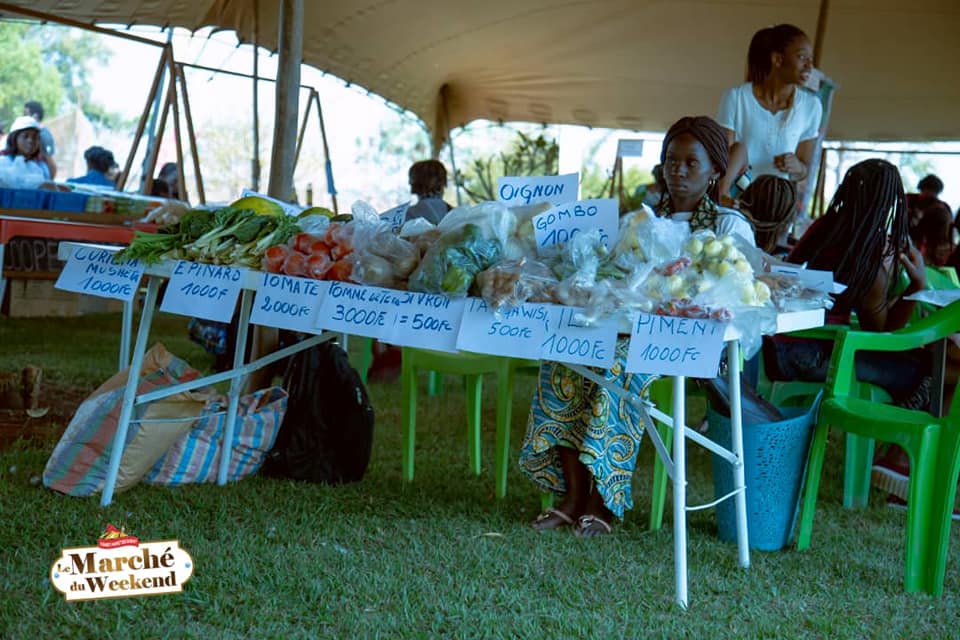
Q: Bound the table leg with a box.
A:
[218,289,254,485]
[100,276,161,507]
[119,298,133,371]
[672,374,688,608]
[0,242,6,311]
[727,341,750,568]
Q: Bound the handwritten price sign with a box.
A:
[251,273,327,333]
[456,298,551,360]
[55,245,143,301]
[384,291,466,352]
[497,173,579,207]
[532,198,619,253]
[541,305,617,368]
[160,261,244,322]
[625,313,726,377]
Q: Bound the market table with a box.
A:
[56,241,825,607]
[57,241,335,507]
[563,307,824,608]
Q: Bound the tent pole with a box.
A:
[266,0,303,202]
[813,0,830,67]
[169,61,188,203]
[143,51,175,198]
[439,84,462,206]
[254,0,303,395]
[177,65,206,203]
[0,3,163,47]
[252,0,261,192]
[292,89,314,169]
[140,30,173,192]
[312,90,339,213]
[117,47,167,191]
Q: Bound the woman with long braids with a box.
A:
[715,24,822,202]
[763,159,960,509]
[521,116,754,537]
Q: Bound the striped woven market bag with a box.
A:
[42,350,200,497]
[144,386,288,486]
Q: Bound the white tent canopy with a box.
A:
[6,0,960,147]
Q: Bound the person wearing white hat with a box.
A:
[0,116,55,183]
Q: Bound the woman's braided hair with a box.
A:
[747,24,808,83]
[658,116,729,203]
[789,159,908,311]
[738,175,797,252]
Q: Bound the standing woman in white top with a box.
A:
[716,24,823,202]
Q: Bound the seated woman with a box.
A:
[67,146,117,188]
[913,199,954,268]
[521,116,755,537]
[761,159,960,505]
[0,116,53,184]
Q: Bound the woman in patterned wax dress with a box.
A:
[521,116,755,536]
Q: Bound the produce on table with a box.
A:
[476,258,558,310]
[117,204,300,266]
[407,223,502,295]
[260,221,363,282]
[115,196,301,265]
[351,227,420,288]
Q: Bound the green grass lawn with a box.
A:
[2,312,960,638]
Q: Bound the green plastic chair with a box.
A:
[357,337,442,394]
[767,267,960,508]
[796,299,960,596]
[400,347,538,498]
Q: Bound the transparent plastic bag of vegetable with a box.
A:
[350,227,420,288]
[476,257,558,312]
[612,206,689,269]
[407,222,504,296]
[436,201,517,251]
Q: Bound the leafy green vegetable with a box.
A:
[114,230,180,264]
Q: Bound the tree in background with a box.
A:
[0,22,63,130]
[350,114,430,209]
[456,131,559,203]
[0,21,126,130]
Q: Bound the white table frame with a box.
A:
[566,308,824,608]
[58,242,335,507]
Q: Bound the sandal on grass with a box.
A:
[574,514,613,537]
[530,507,576,531]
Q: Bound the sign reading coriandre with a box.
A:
[50,524,194,601]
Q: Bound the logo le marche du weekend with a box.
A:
[50,524,194,601]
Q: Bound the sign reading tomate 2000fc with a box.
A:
[50,530,193,601]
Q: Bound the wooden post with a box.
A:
[813,0,830,68]
[177,65,206,203]
[253,0,303,394]
[252,0,261,192]
[313,91,339,213]
[117,48,168,191]
[267,0,303,202]
[142,51,176,197]
[169,61,188,204]
[293,89,314,168]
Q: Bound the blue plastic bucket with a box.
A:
[708,396,819,551]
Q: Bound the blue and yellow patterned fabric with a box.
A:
[519,338,658,519]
